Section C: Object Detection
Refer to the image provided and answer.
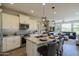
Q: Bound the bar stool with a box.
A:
[47,40,57,56]
[37,40,57,56]
[37,45,48,56]
[56,38,64,56]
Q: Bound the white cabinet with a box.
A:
[1,13,20,52]
[19,14,30,24]
[2,13,19,33]
[19,14,38,30]
[13,36,21,49]
[6,38,14,51]
[2,36,21,52]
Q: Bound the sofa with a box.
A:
[63,32,76,39]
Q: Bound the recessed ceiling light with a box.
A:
[42,3,46,5]
[31,10,34,13]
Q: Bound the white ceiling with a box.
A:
[2,3,79,21]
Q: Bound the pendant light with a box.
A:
[52,5,55,25]
[51,5,56,31]
[42,3,46,21]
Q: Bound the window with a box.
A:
[73,23,79,34]
[61,23,72,32]
[55,24,61,32]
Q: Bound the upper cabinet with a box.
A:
[2,13,19,32]
[19,14,30,24]
[0,12,2,30]
[19,14,38,30]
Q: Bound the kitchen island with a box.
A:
[25,36,56,56]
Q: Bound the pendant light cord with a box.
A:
[52,4,55,24]
[43,4,45,18]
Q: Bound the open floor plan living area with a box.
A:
[0,3,79,56]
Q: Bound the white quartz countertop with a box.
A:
[25,36,56,45]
